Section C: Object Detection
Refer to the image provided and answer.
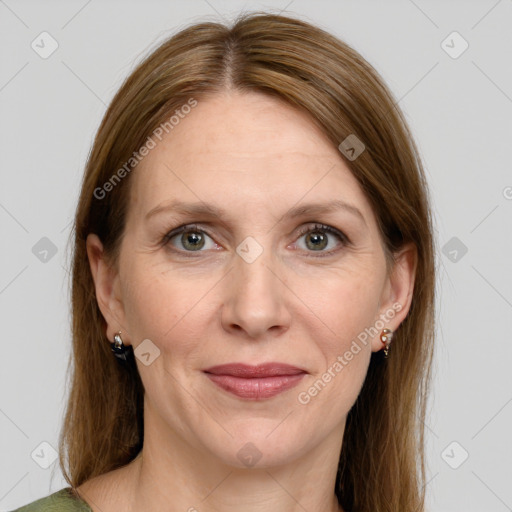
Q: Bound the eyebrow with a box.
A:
[145,199,366,226]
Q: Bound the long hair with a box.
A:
[59,12,436,512]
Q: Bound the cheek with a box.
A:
[120,260,220,361]
[121,263,188,341]
[306,266,383,347]
[298,270,381,404]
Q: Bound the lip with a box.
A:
[203,363,307,400]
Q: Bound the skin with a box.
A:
[80,90,416,512]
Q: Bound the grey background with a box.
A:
[1,1,511,510]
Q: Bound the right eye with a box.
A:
[163,224,222,254]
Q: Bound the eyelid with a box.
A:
[295,223,350,244]
[161,224,217,249]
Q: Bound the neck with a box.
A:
[127,402,345,512]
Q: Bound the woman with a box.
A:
[13,11,435,512]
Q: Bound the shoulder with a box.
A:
[9,487,92,512]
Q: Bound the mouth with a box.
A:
[203,363,307,400]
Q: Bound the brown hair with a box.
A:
[59,11,436,511]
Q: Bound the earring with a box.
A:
[380,328,393,358]
[110,331,129,361]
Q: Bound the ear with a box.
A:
[371,242,417,352]
[86,233,129,345]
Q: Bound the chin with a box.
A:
[203,424,312,470]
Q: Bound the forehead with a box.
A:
[160,91,333,157]
[128,91,374,222]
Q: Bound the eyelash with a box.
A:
[161,223,350,258]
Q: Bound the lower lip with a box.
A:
[205,373,306,400]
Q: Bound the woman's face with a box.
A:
[88,90,415,468]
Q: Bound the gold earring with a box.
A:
[380,328,393,358]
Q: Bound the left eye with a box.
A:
[293,223,347,254]
[163,223,348,255]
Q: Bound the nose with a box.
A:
[221,248,291,340]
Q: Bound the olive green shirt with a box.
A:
[10,488,92,511]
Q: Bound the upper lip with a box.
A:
[203,363,307,378]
